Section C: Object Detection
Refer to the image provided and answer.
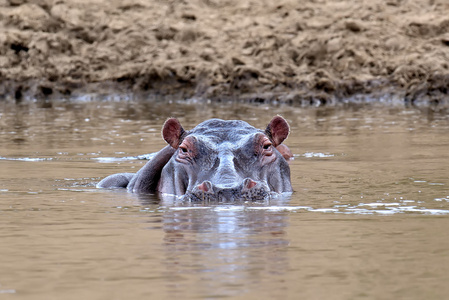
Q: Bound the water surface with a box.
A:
[1,100,448,299]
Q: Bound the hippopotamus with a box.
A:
[97,116,293,201]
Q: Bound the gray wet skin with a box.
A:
[97,116,293,201]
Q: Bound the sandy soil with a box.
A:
[0,0,448,104]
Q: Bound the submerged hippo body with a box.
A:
[97,116,293,201]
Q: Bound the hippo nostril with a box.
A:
[197,181,212,192]
[243,178,257,190]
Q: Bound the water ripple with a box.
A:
[164,203,449,215]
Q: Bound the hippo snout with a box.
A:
[187,178,269,202]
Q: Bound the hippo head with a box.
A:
[157,116,292,201]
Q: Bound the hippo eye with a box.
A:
[180,146,188,153]
[176,138,196,163]
[263,141,272,150]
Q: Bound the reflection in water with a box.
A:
[161,205,289,298]
[135,192,291,297]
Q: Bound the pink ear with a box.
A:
[162,118,185,149]
[265,116,290,147]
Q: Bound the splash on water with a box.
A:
[0,156,53,162]
[300,152,335,158]
[95,153,156,163]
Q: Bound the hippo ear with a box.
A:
[265,116,290,147]
[162,118,186,149]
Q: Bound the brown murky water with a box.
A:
[1,99,449,299]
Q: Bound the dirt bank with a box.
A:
[1,0,449,105]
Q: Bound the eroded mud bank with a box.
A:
[1,0,448,105]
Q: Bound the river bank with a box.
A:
[1,0,448,105]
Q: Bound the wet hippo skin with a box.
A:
[97,116,293,201]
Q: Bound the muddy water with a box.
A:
[1,100,448,299]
